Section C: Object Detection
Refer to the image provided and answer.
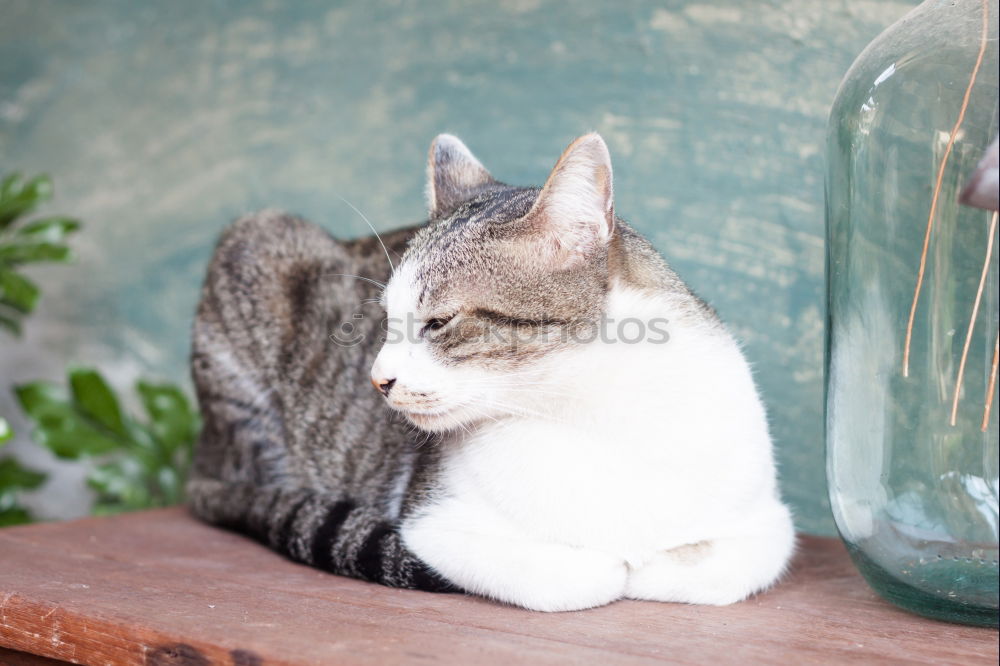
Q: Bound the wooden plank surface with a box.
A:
[0,509,996,665]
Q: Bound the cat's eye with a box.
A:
[421,316,452,337]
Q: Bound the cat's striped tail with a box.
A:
[187,479,456,592]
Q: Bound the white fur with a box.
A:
[375,273,795,611]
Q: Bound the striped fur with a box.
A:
[188,210,453,591]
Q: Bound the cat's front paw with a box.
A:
[508,545,628,612]
[625,502,795,605]
[403,519,627,612]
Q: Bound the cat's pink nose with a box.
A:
[371,376,396,397]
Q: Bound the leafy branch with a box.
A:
[0,435,46,527]
[0,172,80,336]
[0,171,81,525]
[14,368,201,515]
[1,171,201,526]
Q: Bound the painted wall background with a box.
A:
[0,0,919,533]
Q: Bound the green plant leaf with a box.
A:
[156,465,181,505]
[0,506,32,527]
[0,242,71,265]
[34,412,122,459]
[0,269,40,313]
[0,455,46,527]
[0,457,46,490]
[15,368,200,517]
[32,408,121,460]
[0,174,53,228]
[87,460,134,498]
[70,368,128,438]
[14,381,66,419]
[0,173,23,199]
[0,417,11,444]
[137,381,198,456]
[0,311,21,336]
[16,217,81,242]
[14,381,121,458]
[88,458,151,514]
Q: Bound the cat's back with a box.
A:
[190,209,421,501]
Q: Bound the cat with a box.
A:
[188,132,795,611]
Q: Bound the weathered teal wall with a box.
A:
[0,0,919,531]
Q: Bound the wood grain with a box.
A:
[0,509,996,665]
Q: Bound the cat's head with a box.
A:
[372,133,616,432]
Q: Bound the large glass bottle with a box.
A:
[826,0,999,626]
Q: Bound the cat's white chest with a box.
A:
[439,410,717,562]
[432,326,775,564]
[400,304,793,611]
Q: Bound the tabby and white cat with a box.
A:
[188,133,794,611]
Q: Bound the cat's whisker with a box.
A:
[473,390,576,404]
[451,375,545,384]
[462,379,570,391]
[449,374,553,387]
[451,413,475,436]
[410,423,436,449]
[455,391,576,408]
[451,380,576,400]
[458,396,559,424]
[324,273,387,289]
[462,403,503,424]
[335,194,395,274]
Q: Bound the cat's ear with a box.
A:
[426,134,496,219]
[523,133,614,265]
